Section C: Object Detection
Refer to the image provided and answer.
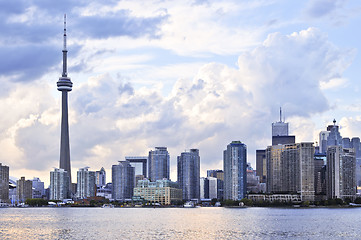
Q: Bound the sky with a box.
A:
[1,0,361,186]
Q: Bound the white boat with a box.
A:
[183,201,195,208]
[102,204,114,208]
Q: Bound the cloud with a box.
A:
[2,27,355,184]
[306,0,346,18]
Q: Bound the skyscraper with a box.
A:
[76,167,96,199]
[326,146,356,200]
[177,149,200,200]
[223,141,247,201]
[50,168,70,200]
[256,149,266,183]
[57,14,73,192]
[112,161,135,201]
[148,147,169,181]
[125,156,147,178]
[266,142,315,201]
[272,107,289,137]
[0,163,9,203]
[95,167,106,187]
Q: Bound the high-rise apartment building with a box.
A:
[0,163,9,203]
[76,167,96,199]
[50,168,70,200]
[16,177,33,203]
[177,149,200,200]
[32,177,45,199]
[148,147,169,181]
[125,156,147,178]
[112,161,135,201]
[95,167,106,187]
[223,141,247,201]
[266,142,315,201]
[326,146,356,200]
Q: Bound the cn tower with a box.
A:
[57,14,73,191]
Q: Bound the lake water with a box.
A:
[0,207,360,239]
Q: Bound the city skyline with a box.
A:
[1,1,361,185]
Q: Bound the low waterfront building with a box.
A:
[133,179,182,205]
[96,183,112,199]
[248,194,302,203]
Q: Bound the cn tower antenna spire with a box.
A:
[280,107,282,122]
[62,14,68,77]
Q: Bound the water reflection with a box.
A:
[1,207,361,239]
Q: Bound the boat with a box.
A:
[183,201,195,208]
[102,204,114,208]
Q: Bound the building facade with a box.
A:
[266,142,315,201]
[326,146,356,200]
[206,169,224,200]
[50,168,70,200]
[16,177,33,203]
[0,163,9,203]
[112,161,135,201]
[76,167,96,199]
[177,149,200,200]
[148,147,169,181]
[125,156,147,178]
[223,141,247,201]
[133,179,182,205]
[95,167,106,187]
[32,178,45,199]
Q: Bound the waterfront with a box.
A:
[0,207,360,239]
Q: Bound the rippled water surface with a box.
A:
[1,207,361,239]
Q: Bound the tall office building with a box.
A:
[223,141,247,201]
[319,131,330,154]
[76,167,96,199]
[50,168,70,200]
[200,177,217,200]
[327,120,342,147]
[177,149,200,200]
[0,163,9,203]
[32,177,45,199]
[266,143,315,201]
[256,149,266,183]
[125,156,147,178]
[272,108,289,137]
[57,15,73,194]
[16,177,33,203]
[95,167,106,187]
[148,147,169,181]
[326,146,356,200]
[350,137,361,187]
[314,153,327,196]
[112,161,135,201]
